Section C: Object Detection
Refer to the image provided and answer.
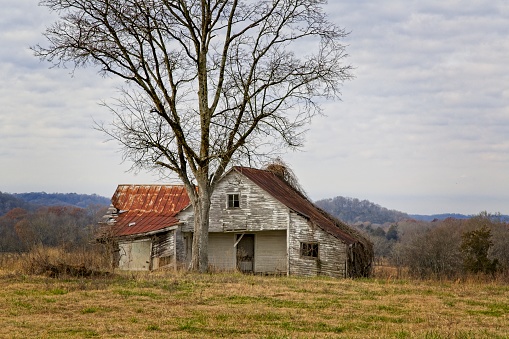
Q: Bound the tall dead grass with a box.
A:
[373,262,509,284]
[1,244,112,278]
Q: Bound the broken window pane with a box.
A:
[300,242,319,258]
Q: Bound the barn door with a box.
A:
[236,234,254,272]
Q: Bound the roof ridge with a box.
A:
[116,184,186,187]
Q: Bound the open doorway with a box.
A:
[236,234,254,272]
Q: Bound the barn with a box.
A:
[99,167,373,278]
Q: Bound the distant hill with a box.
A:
[315,196,409,224]
[0,192,110,216]
[13,192,110,209]
[0,192,31,216]
[316,196,509,224]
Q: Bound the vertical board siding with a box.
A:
[254,231,287,274]
[174,228,183,262]
[208,233,236,271]
[288,212,348,278]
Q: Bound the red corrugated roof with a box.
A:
[112,185,190,214]
[234,167,361,245]
[109,185,190,237]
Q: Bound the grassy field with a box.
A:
[0,270,508,338]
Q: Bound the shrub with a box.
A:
[460,226,498,275]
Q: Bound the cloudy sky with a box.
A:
[1,1,508,215]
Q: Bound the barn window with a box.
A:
[227,194,240,208]
[300,242,319,258]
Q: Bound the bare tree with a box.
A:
[34,0,352,272]
[400,222,463,279]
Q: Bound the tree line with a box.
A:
[0,205,107,252]
[359,213,509,279]
[13,192,110,209]
[0,192,31,216]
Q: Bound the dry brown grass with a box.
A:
[0,267,508,338]
[0,245,112,278]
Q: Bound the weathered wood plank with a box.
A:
[288,213,347,278]
[208,233,236,271]
[254,231,287,274]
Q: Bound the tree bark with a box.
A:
[190,169,211,272]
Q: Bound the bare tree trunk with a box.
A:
[190,171,211,272]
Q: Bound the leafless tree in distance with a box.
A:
[34,0,353,272]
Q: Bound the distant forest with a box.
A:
[0,192,110,252]
[314,196,509,224]
[0,192,110,216]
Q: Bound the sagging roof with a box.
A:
[107,185,190,237]
[234,167,364,245]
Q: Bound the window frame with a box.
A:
[227,193,240,209]
[300,242,319,259]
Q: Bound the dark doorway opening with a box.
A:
[236,234,254,272]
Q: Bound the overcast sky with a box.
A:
[1,1,508,215]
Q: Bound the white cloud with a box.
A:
[286,0,509,214]
[1,0,508,214]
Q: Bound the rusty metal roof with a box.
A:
[112,185,190,214]
[234,167,362,245]
[109,185,190,237]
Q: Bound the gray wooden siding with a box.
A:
[254,231,287,274]
[208,233,236,271]
[288,212,348,278]
[174,228,186,264]
[178,208,194,232]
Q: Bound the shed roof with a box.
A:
[108,185,190,237]
[233,167,363,245]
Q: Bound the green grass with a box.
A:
[81,307,99,314]
[0,271,508,338]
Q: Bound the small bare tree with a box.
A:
[34,0,352,272]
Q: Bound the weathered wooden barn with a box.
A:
[100,167,373,278]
